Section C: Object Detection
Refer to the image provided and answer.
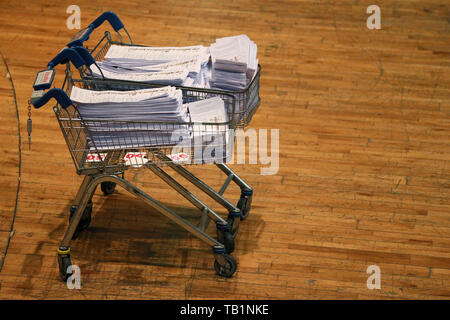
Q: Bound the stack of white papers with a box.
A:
[91,45,210,87]
[188,96,227,139]
[90,66,190,86]
[70,86,189,150]
[104,45,210,63]
[209,35,258,90]
[186,97,232,163]
[69,87,231,164]
[88,35,258,93]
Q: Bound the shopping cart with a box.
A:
[64,17,257,233]
[30,49,249,281]
[61,13,256,228]
[67,11,261,128]
[67,19,261,225]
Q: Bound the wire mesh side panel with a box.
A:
[55,78,236,172]
[90,33,112,61]
[85,33,261,128]
[54,105,98,173]
[79,119,234,169]
[230,66,261,126]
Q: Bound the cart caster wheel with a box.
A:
[57,254,72,282]
[69,202,92,240]
[237,192,252,220]
[101,182,116,195]
[214,254,237,278]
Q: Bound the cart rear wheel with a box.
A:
[101,181,116,195]
[214,254,237,278]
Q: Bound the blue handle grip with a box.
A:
[48,48,86,69]
[89,11,124,32]
[32,88,73,110]
[72,47,96,66]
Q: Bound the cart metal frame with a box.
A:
[64,11,258,238]
[33,65,252,280]
[30,10,261,280]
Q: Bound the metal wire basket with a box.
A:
[57,68,237,175]
[81,31,261,127]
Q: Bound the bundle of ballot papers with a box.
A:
[69,86,232,163]
[88,35,258,92]
[209,35,258,91]
[91,45,210,87]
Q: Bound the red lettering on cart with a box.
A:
[170,152,190,162]
[125,152,144,159]
[86,153,106,162]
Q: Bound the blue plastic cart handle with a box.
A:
[32,88,73,110]
[67,11,125,47]
[71,46,96,66]
[89,11,124,32]
[48,48,86,69]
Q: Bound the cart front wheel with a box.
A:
[101,181,116,195]
[214,254,237,278]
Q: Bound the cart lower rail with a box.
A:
[57,163,254,281]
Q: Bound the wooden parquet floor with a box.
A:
[0,0,449,299]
